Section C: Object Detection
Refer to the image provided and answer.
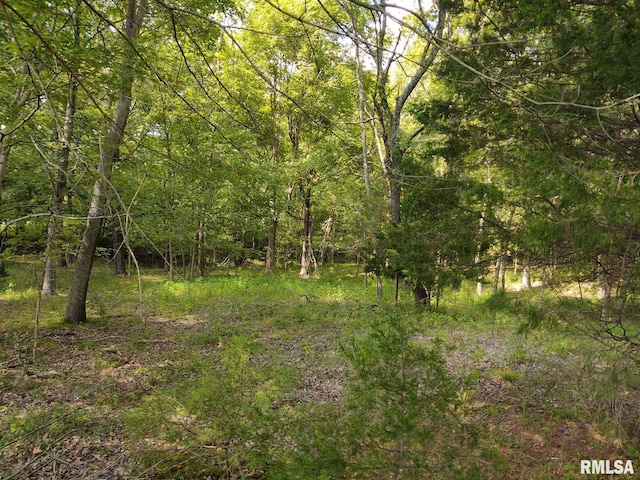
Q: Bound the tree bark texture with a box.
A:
[64,0,147,323]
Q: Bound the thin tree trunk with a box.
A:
[521,260,532,290]
[189,244,195,279]
[165,240,174,280]
[320,216,333,266]
[299,184,313,279]
[265,217,278,274]
[355,42,371,202]
[475,161,492,296]
[196,217,205,277]
[41,228,58,295]
[375,272,383,298]
[492,256,502,295]
[474,210,486,296]
[113,228,126,275]
[493,206,515,294]
[64,0,147,323]
[42,5,80,295]
[265,190,278,275]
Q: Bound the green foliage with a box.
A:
[275,310,498,479]
[369,170,481,303]
[125,335,297,478]
[338,311,485,479]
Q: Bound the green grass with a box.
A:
[1,258,639,479]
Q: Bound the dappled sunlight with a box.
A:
[0,284,38,301]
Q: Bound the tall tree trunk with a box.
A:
[376,274,383,299]
[265,185,278,275]
[474,210,486,296]
[475,162,492,296]
[265,216,278,274]
[320,216,333,266]
[64,0,147,323]
[196,217,205,277]
[299,184,313,279]
[367,2,446,300]
[42,74,78,295]
[355,42,371,203]
[165,240,174,280]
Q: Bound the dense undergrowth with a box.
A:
[1,257,639,479]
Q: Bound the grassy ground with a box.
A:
[1,257,638,479]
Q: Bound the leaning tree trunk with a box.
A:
[64,0,147,323]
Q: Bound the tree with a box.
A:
[64,0,148,323]
[433,0,640,345]
[42,0,81,295]
[340,0,447,224]
[234,0,359,277]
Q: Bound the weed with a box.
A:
[124,335,297,478]
[280,310,501,479]
[494,368,523,383]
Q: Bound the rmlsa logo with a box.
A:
[580,459,635,475]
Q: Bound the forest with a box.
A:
[1,0,640,478]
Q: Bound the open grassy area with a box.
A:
[1,258,639,479]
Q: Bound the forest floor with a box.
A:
[1,259,638,479]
